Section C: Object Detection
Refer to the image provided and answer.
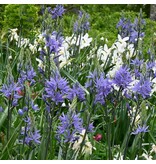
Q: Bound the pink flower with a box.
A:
[93,134,102,141]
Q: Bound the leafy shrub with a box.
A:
[2,4,39,38]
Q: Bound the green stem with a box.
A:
[139,134,143,157]
[7,99,11,141]
[104,108,112,160]
[44,104,54,159]
[123,100,140,159]
[22,94,30,153]
[63,143,69,160]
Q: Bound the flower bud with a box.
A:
[93,134,102,141]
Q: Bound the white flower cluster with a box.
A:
[96,34,135,78]
[58,33,92,67]
[9,29,93,69]
[9,28,45,54]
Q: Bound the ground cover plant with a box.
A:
[0,4,156,160]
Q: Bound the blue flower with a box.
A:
[131,58,144,67]
[133,78,152,99]
[1,76,22,107]
[31,102,39,111]
[67,82,85,102]
[26,66,36,81]
[45,31,63,54]
[56,112,84,143]
[116,17,126,28]
[20,117,41,145]
[113,66,132,89]
[23,130,41,145]
[18,65,36,86]
[95,74,112,105]
[129,30,138,43]
[48,5,65,19]
[85,70,98,90]
[30,130,41,144]
[44,71,70,105]
[131,125,149,135]
[116,17,145,44]
[146,61,155,70]
[1,81,21,99]
[88,122,94,132]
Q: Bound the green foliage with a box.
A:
[2,4,39,38]
[0,5,6,31]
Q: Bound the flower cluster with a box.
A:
[44,31,64,54]
[95,74,112,104]
[56,112,84,143]
[85,70,98,92]
[18,65,36,87]
[67,82,86,102]
[20,117,41,145]
[117,17,145,44]
[58,33,92,64]
[0,76,22,106]
[113,65,132,89]
[48,5,65,19]
[133,78,152,99]
[43,71,70,105]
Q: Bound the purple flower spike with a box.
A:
[67,82,86,102]
[73,10,90,33]
[49,5,65,19]
[133,78,152,99]
[56,112,84,143]
[113,65,132,89]
[45,31,64,54]
[95,74,112,105]
[44,71,70,105]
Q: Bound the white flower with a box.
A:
[150,144,156,154]
[58,39,71,68]
[113,152,124,160]
[80,33,92,49]
[151,77,156,95]
[67,33,92,50]
[72,129,96,156]
[127,106,141,126]
[126,44,135,60]
[108,62,123,78]
[97,43,116,68]
[142,153,153,160]
[100,37,104,41]
[9,28,19,42]
[97,44,112,62]
[36,58,45,70]
[29,44,37,54]
[114,35,129,54]
[8,55,12,60]
[19,38,30,48]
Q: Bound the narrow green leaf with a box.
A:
[0,107,8,129]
